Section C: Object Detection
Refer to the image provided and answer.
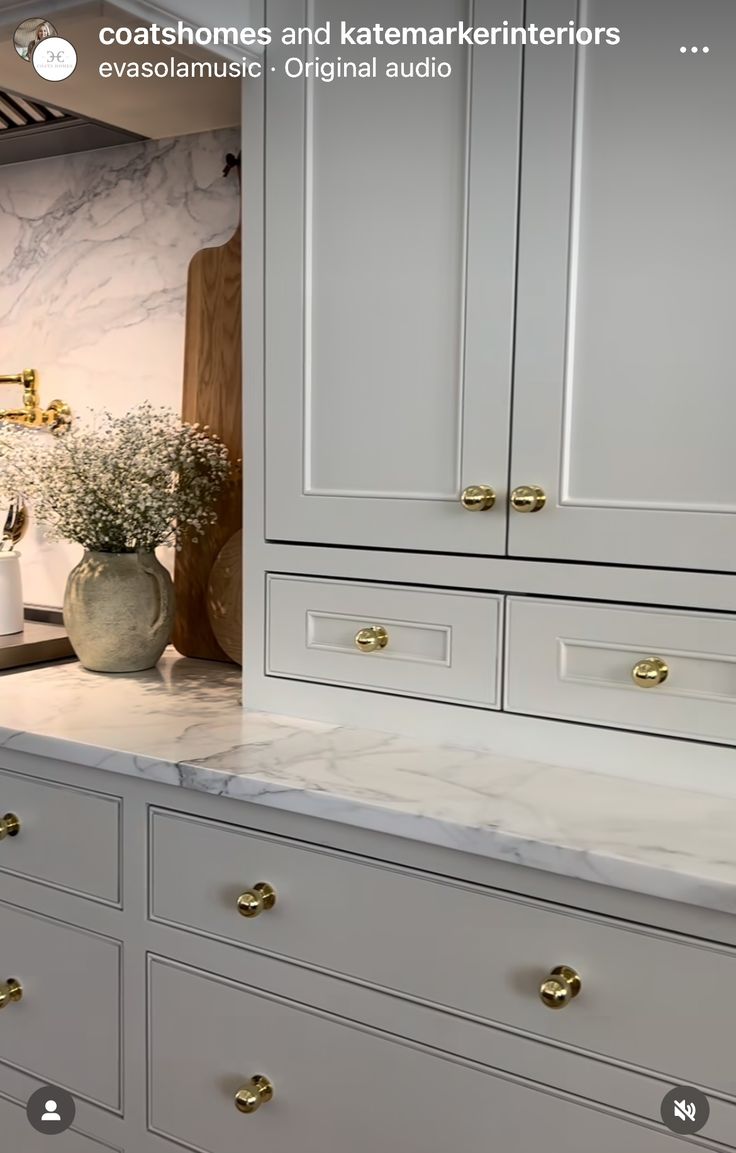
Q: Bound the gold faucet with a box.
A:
[0,369,71,433]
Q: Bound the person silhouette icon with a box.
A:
[27,1085,75,1133]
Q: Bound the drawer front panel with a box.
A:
[506,597,736,743]
[0,1095,119,1153]
[0,768,121,905]
[148,956,682,1153]
[150,809,736,1096]
[0,902,121,1110]
[266,575,502,706]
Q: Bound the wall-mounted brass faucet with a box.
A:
[0,369,71,433]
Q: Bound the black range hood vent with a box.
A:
[0,89,71,131]
[0,88,144,165]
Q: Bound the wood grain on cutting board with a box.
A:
[172,223,242,661]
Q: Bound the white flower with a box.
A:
[0,404,233,553]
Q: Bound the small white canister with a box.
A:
[0,552,23,636]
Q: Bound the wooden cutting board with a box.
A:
[172,224,242,662]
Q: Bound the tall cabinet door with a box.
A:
[510,0,736,572]
[265,0,522,553]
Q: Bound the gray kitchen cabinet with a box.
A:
[263,0,736,571]
[264,0,522,554]
[248,0,736,761]
[0,767,120,905]
[2,753,733,1152]
[0,902,121,1110]
[149,808,736,1097]
[510,0,736,570]
[506,598,736,744]
[148,955,687,1153]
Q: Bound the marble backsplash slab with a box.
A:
[0,127,241,608]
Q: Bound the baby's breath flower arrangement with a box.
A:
[0,404,233,673]
[0,403,231,552]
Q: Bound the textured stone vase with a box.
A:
[63,551,175,673]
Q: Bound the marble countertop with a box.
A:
[1,652,735,914]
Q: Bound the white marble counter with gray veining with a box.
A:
[1,651,735,915]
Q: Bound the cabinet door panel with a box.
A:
[511,0,736,570]
[265,0,521,553]
[0,902,121,1110]
[148,957,685,1153]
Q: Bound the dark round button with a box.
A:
[660,1086,709,1135]
[26,1085,76,1134]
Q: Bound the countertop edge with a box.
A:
[1,720,734,917]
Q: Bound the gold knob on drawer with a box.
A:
[460,485,496,511]
[0,813,20,840]
[539,965,581,1009]
[632,657,669,688]
[235,1075,274,1114]
[0,979,22,1010]
[510,485,547,513]
[237,882,277,918]
[354,625,389,653]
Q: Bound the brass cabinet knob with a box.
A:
[0,813,20,840]
[510,485,547,513]
[539,965,581,1009]
[460,485,496,512]
[235,1075,274,1114]
[354,625,389,653]
[632,657,669,688]
[237,882,277,918]
[0,979,22,1010]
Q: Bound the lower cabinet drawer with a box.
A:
[150,810,736,1099]
[148,956,684,1153]
[0,1095,119,1153]
[0,767,121,905]
[266,574,503,706]
[506,596,736,743]
[0,902,121,1110]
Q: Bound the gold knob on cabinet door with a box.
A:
[539,965,581,1009]
[632,657,669,688]
[0,979,22,1009]
[460,485,496,511]
[354,625,389,653]
[237,882,277,918]
[0,813,20,840]
[510,485,547,513]
[235,1075,274,1114]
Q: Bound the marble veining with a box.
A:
[0,128,240,607]
[1,652,735,914]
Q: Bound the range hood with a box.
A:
[0,87,142,165]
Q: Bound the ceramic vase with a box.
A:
[63,551,175,673]
[0,552,23,636]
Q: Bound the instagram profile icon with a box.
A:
[32,34,77,81]
[14,18,77,81]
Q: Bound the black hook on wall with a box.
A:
[223,151,241,188]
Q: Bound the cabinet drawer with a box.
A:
[148,956,683,1153]
[150,809,736,1097]
[0,768,121,905]
[0,902,121,1110]
[0,1095,119,1153]
[266,575,502,707]
[506,597,736,743]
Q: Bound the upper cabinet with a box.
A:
[510,0,736,571]
[263,0,736,572]
[265,0,523,553]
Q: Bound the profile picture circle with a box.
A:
[13,17,58,62]
[31,35,77,82]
